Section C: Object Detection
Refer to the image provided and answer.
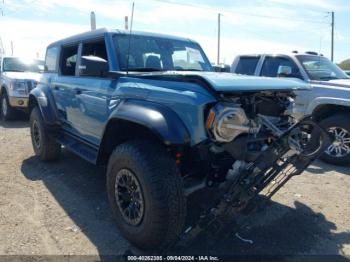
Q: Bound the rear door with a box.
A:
[50,43,81,134]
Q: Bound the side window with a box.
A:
[45,46,58,72]
[261,57,301,78]
[235,56,260,75]
[80,40,109,77]
[60,45,79,76]
[82,40,108,60]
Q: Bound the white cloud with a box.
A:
[0,0,346,62]
[167,32,306,64]
[267,0,348,10]
[0,18,87,58]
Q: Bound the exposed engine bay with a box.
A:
[177,90,332,247]
[207,91,296,161]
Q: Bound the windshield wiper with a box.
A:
[319,76,338,80]
[174,68,202,72]
[4,69,25,72]
[127,67,164,72]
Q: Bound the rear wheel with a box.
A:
[106,140,186,250]
[30,107,61,161]
[319,114,350,166]
[0,91,16,120]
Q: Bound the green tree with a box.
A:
[338,59,350,70]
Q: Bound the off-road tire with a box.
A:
[319,114,350,166]
[106,140,186,250]
[30,107,61,161]
[0,90,16,120]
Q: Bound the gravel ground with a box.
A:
[0,119,349,256]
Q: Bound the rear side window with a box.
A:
[60,45,79,76]
[45,46,58,72]
[235,56,260,75]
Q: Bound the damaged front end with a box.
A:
[178,91,332,245]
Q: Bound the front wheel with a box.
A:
[320,114,350,166]
[0,91,16,120]
[106,140,186,250]
[30,107,61,161]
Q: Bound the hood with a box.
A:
[3,71,42,82]
[139,71,310,93]
[311,79,350,89]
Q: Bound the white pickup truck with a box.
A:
[0,56,43,120]
[231,52,350,165]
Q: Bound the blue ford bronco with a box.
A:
[29,28,330,250]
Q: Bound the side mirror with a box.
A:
[277,65,292,77]
[38,65,44,73]
[213,64,231,72]
[79,56,108,77]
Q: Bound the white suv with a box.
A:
[0,57,43,120]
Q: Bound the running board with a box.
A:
[57,132,98,165]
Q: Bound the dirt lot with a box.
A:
[0,118,350,256]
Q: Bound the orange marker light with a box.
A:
[206,111,216,129]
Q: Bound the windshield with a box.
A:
[297,55,349,81]
[2,57,44,73]
[113,34,212,72]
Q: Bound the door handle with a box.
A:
[74,88,82,95]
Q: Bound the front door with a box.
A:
[70,38,116,145]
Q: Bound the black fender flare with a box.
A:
[28,85,58,125]
[106,99,191,146]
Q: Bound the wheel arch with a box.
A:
[97,100,191,165]
[28,85,58,125]
[0,84,8,95]
[312,103,350,122]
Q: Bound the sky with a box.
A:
[0,0,349,64]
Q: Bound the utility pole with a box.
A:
[0,37,4,55]
[90,11,96,30]
[217,13,222,65]
[125,16,128,30]
[331,11,334,62]
[1,0,4,16]
[11,40,13,56]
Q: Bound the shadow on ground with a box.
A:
[307,160,350,176]
[21,151,350,257]
[0,115,29,128]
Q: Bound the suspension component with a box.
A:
[176,117,332,248]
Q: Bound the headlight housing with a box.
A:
[206,103,258,142]
[11,80,27,94]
